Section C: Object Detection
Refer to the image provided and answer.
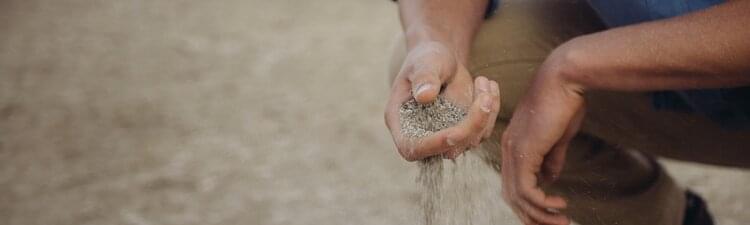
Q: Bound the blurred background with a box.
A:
[0,0,748,225]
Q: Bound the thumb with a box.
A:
[408,67,443,104]
[542,107,585,183]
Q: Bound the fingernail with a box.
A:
[481,96,492,112]
[479,78,490,92]
[415,84,431,97]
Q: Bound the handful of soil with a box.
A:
[399,96,467,225]
[399,96,508,225]
[399,96,467,139]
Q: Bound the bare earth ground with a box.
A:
[0,1,747,225]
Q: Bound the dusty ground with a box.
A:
[0,0,748,225]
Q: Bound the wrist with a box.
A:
[405,26,470,64]
[543,39,590,95]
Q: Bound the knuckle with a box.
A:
[396,142,419,162]
[471,137,481,147]
[396,67,413,81]
[399,150,418,162]
[520,189,536,200]
[471,117,486,131]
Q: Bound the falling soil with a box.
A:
[400,96,508,225]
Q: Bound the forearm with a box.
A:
[398,0,488,64]
[558,0,750,91]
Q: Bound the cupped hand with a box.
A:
[499,51,586,225]
[385,41,501,161]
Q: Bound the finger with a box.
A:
[473,76,491,101]
[396,125,467,161]
[483,80,501,138]
[442,146,468,160]
[385,78,430,160]
[503,163,539,225]
[448,92,493,150]
[541,144,567,184]
[396,88,494,160]
[542,107,584,183]
[519,180,568,210]
[517,199,570,225]
[508,145,568,210]
[408,66,445,104]
[505,198,538,225]
[510,203,539,225]
[384,78,415,135]
[522,215,540,225]
[410,90,494,159]
[502,139,551,225]
[470,76,490,144]
[471,76,492,139]
[442,64,474,104]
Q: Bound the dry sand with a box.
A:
[400,97,511,225]
[0,0,748,225]
[400,97,464,225]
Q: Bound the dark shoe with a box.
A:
[683,191,714,225]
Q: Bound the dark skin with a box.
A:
[386,0,750,225]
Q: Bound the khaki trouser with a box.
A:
[389,0,750,224]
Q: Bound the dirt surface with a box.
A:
[0,1,748,225]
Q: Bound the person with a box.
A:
[384,0,750,224]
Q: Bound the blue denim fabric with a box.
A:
[587,0,750,129]
[393,0,499,18]
[438,0,747,128]
[588,0,724,27]
[486,0,500,18]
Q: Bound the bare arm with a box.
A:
[557,0,750,92]
[499,1,750,225]
[398,0,488,63]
